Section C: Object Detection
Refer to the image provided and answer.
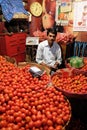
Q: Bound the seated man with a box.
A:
[36,28,62,74]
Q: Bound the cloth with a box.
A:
[1,0,28,21]
[36,40,62,67]
[0,0,2,4]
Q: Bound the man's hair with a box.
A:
[47,28,57,36]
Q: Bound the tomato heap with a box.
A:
[52,74,87,94]
[79,58,87,71]
[0,56,71,130]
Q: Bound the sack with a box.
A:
[4,55,17,66]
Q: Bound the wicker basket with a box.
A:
[51,71,87,99]
[18,62,51,75]
[65,57,87,68]
[65,57,87,77]
[63,97,72,129]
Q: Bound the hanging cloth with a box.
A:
[0,0,2,4]
[1,0,28,22]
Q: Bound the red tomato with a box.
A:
[0,120,7,128]
[34,120,41,127]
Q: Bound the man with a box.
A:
[36,28,62,73]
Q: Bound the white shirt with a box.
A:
[36,40,62,66]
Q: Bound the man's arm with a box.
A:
[53,45,62,69]
[56,45,62,64]
[36,43,44,64]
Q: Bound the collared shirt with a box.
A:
[36,40,62,66]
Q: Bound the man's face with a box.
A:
[47,32,56,45]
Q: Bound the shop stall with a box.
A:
[0,0,87,130]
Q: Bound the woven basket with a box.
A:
[65,57,87,77]
[65,57,87,68]
[18,62,51,75]
[51,71,87,99]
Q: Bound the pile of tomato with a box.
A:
[0,56,71,130]
[79,58,87,72]
[52,73,87,95]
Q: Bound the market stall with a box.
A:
[0,0,87,130]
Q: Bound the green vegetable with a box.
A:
[70,56,84,68]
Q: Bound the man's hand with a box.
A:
[40,62,59,70]
[40,62,51,69]
[53,62,59,69]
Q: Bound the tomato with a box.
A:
[23,103,29,109]
[48,126,54,130]
[0,106,6,113]
[7,115,14,123]
[25,116,31,122]
[15,116,22,122]
[47,119,53,126]
[37,105,42,111]
[42,118,47,125]
[63,115,70,122]
[56,125,63,130]
[21,113,26,119]
[56,118,64,125]
[34,120,41,127]
[32,115,37,121]
[28,121,34,128]
[12,124,20,130]
[31,108,37,115]
[0,120,7,128]
[6,127,13,130]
